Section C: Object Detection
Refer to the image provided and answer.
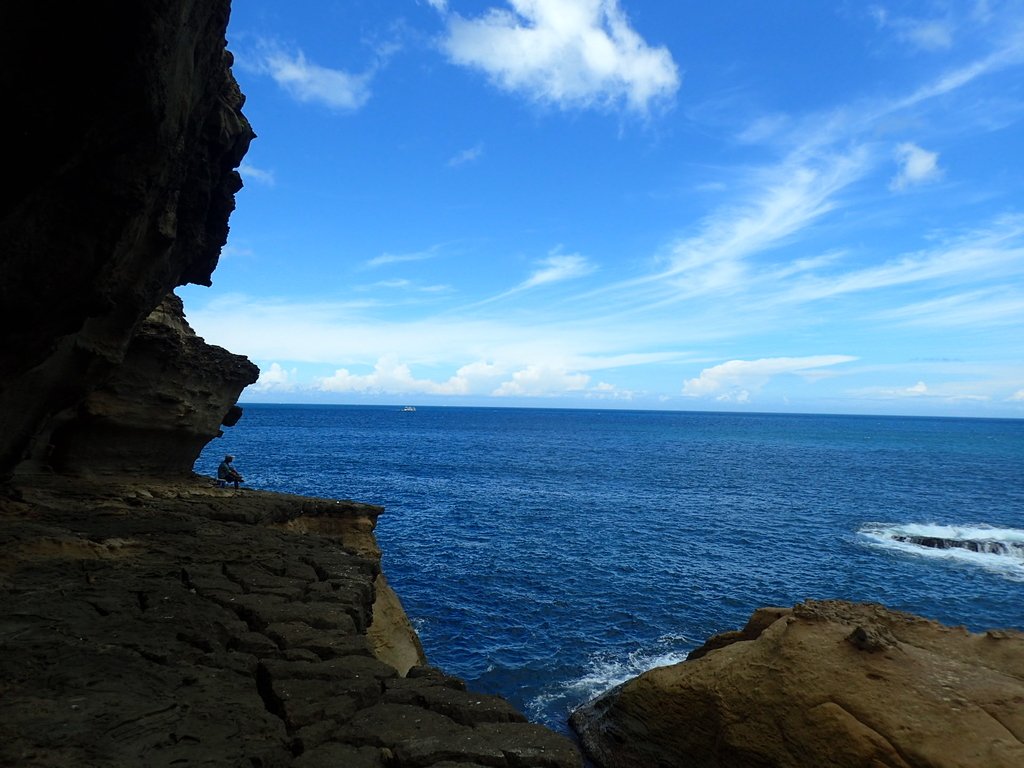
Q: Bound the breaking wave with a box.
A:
[524,635,692,727]
[859,523,1024,581]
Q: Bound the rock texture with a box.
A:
[0,0,253,476]
[0,3,584,766]
[571,600,1024,768]
[0,477,582,767]
[47,294,259,477]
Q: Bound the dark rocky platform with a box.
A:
[0,477,581,767]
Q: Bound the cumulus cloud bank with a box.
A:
[436,0,680,112]
[492,364,590,395]
[682,355,857,400]
[251,362,297,392]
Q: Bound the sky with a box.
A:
[178,0,1024,417]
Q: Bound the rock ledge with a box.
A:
[1,477,582,767]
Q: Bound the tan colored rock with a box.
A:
[368,573,428,676]
[571,600,1024,768]
[48,294,259,476]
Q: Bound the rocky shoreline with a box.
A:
[4,3,1022,765]
[0,475,582,766]
[570,600,1024,768]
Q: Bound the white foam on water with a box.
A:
[858,522,1024,581]
[526,635,693,724]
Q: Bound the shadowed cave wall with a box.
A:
[0,0,257,478]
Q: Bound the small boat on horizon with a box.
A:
[402,406,416,412]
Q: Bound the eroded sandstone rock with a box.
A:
[0,1,254,476]
[571,600,1024,768]
[46,294,258,476]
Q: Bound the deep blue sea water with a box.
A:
[195,405,1024,733]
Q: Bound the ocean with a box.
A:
[195,405,1024,733]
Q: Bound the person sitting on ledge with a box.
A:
[217,454,244,489]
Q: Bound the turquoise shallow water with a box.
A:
[196,405,1024,732]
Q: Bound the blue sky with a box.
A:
[179,0,1024,416]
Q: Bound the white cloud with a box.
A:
[362,278,452,293]
[717,389,750,404]
[603,147,872,306]
[493,364,590,395]
[682,355,857,398]
[365,246,443,268]
[776,215,1024,306]
[259,46,372,110]
[890,142,943,190]
[448,143,485,167]
[1008,389,1024,401]
[238,163,276,186]
[437,0,680,112]
[519,252,596,289]
[585,381,636,400]
[870,7,954,52]
[318,355,463,395]
[850,380,991,402]
[873,288,1024,328]
[250,362,297,392]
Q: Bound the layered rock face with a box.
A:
[0,0,253,476]
[48,294,259,476]
[571,600,1024,768]
[0,4,585,766]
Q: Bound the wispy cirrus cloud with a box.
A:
[849,379,990,402]
[873,287,1024,328]
[592,146,874,313]
[869,6,954,52]
[774,215,1024,306]
[448,143,485,167]
[518,252,596,289]
[360,278,452,293]
[433,0,680,112]
[365,245,444,268]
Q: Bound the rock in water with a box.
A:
[570,600,1024,768]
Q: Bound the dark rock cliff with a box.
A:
[0,0,254,476]
[48,294,259,476]
[0,4,584,765]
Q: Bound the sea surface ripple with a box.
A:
[197,405,1024,732]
